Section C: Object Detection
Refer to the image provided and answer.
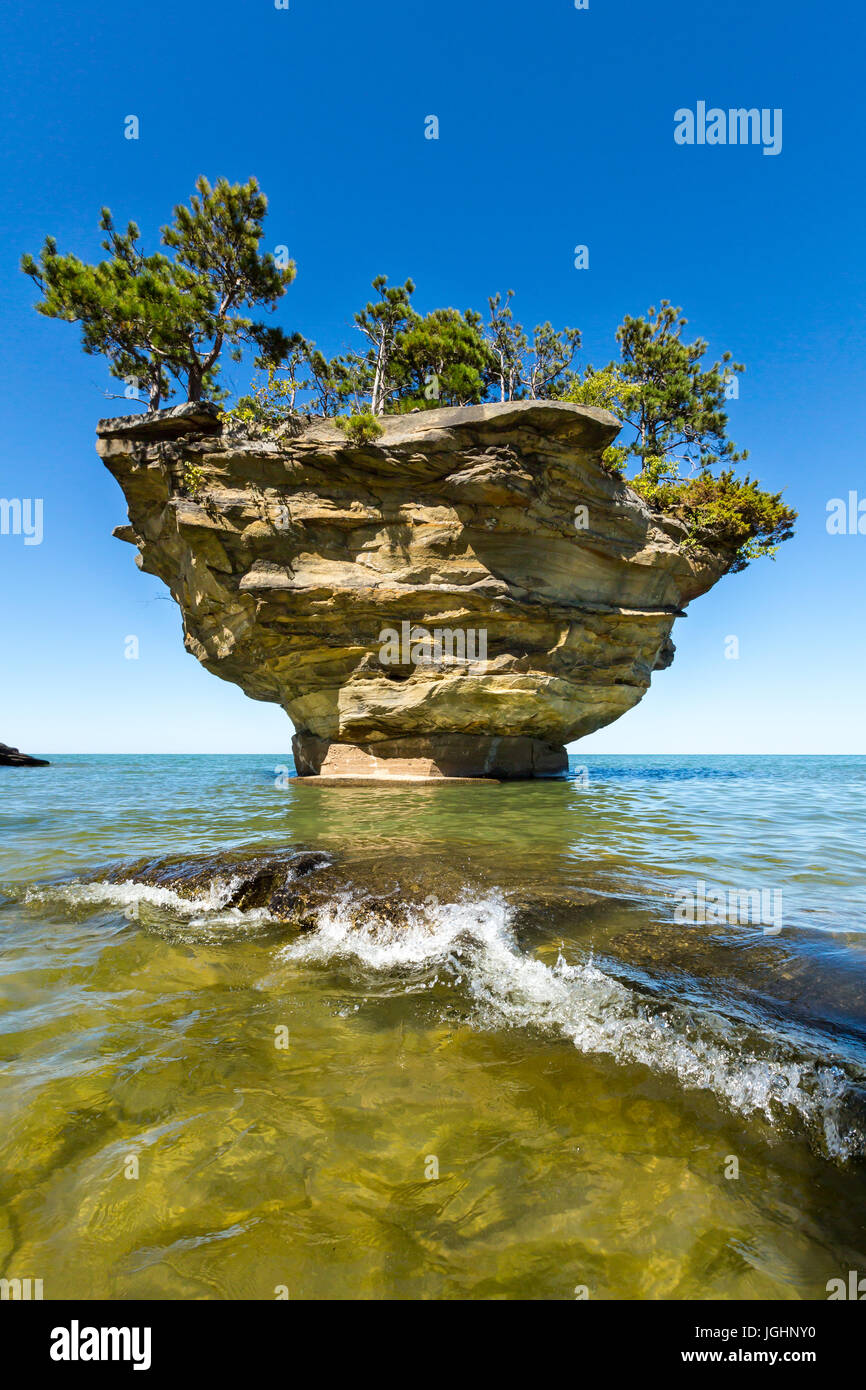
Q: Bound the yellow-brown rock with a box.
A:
[96,401,730,778]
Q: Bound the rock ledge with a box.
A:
[96,401,730,778]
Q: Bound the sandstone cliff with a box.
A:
[96,401,730,778]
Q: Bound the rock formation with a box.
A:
[96,400,731,778]
[0,743,49,767]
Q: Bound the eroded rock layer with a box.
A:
[96,400,730,777]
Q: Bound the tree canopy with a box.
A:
[22,176,294,410]
[562,303,796,570]
[22,179,795,571]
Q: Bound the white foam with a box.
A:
[280,892,863,1159]
[25,877,864,1157]
[26,876,244,916]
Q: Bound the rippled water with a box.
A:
[1,754,865,1299]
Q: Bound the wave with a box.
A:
[18,874,866,1159]
[23,875,276,935]
[280,891,866,1162]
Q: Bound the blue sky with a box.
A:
[2,0,864,754]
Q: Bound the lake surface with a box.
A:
[1,754,865,1299]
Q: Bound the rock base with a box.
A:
[292,733,568,780]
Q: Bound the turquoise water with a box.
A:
[1,754,865,1298]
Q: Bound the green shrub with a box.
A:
[632,467,797,572]
[182,463,207,497]
[334,412,384,446]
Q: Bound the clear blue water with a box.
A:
[1,753,865,1298]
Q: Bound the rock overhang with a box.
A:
[96,400,731,777]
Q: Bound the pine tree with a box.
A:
[484,292,580,401]
[608,301,746,481]
[305,348,345,417]
[352,276,417,415]
[560,303,796,569]
[525,320,581,399]
[485,290,527,401]
[390,307,490,408]
[22,176,295,410]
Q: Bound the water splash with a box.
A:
[20,874,866,1159]
[281,891,866,1161]
[24,876,274,934]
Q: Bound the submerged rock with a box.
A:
[96,401,731,778]
[105,847,408,931]
[0,742,49,767]
[102,844,596,935]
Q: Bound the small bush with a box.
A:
[182,463,207,497]
[631,467,797,572]
[335,412,384,446]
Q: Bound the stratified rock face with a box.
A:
[96,401,730,777]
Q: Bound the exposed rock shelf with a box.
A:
[0,743,49,767]
[96,400,731,778]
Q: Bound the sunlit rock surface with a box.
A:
[96,400,729,778]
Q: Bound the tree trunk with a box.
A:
[371,347,384,415]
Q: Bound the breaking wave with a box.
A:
[20,874,866,1159]
[281,891,866,1161]
[24,875,275,935]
